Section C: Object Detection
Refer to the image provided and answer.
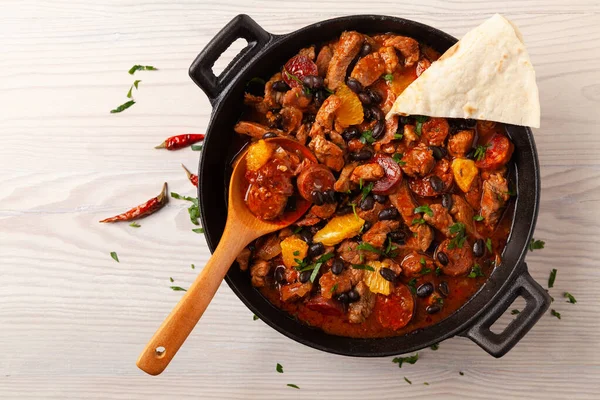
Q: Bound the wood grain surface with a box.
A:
[1,1,599,398]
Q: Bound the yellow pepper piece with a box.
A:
[246,139,274,171]
[363,260,393,295]
[280,236,309,268]
[452,158,479,192]
[313,214,365,246]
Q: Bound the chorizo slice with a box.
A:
[435,239,474,276]
[400,251,435,277]
[374,284,415,330]
[421,117,449,147]
[306,294,344,316]
[296,163,336,201]
[475,134,514,170]
[408,158,453,197]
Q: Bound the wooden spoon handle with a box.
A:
[136,231,248,375]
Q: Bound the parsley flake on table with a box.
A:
[564,292,577,304]
[126,79,141,99]
[551,309,561,319]
[110,100,135,114]
[459,371,464,376]
[170,286,187,292]
[129,222,141,228]
[287,384,300,389]
[548,268,557,288]
[191,144,203,151]
[128,65,158,74]
[276,363,283,373]
[404,377,412,384]
[430,343,439,351]
[110,251,119,262]
[169,277,174,283]
[529,238,545,251]
[253,314,259,321]
[392,353,419,368]
[511,309,521,315]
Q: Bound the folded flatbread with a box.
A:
[387,14,540,128]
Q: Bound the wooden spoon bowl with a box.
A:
[136,137,315,375]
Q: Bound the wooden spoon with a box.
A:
[136,138,316,376]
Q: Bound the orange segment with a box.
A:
[452,158,479,192]
[246,139,274,171]
[312,214,365,246]
[280,236,309,267]
[335,84,364,128]
[363,260,393,295]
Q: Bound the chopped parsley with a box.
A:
[407,278,417,294]
[564,292,577,304]
[529,239,545,251]
[394,132,403,140]
[126,79,141,99]
[128,65,158,74]
[110,100,135,114]
[253,314,259,321]
[511,309,520,315]
[330,284,338,294]
[293,250,300,256]
[129,222,141,228]
[412,218,425,225]
[307,253,335,282]
[169,277,174,283]
[459,371,464,376]
[171,192,201,226]
[276,363,283,373]
[447,223,466,249]
[414,205,433,217]
[191,144,203,151]
[361,182,374,201]
[419,257,426,265]
[110,251,119,262]
[287,384,300,389]
[385,238,398,257]
[430,343,439,351]
[383,74,394,82]
[414,115,429,136]
[170,286,187,291]
[473,144,490,161]
[357,242,385,255]
[435,266,442,276]
[473,215,484,222]
[192,228,204,233]
[424,382,430,386]
[292,226,302,234]
[350,202,358,219]
[351,264,375,271]
[468,264,485,278]
[486,238,493,253]
[392,153,406,165]
[404,377,412,384]
[360,129,375,144]
[392,353,419,368]
[548,268,557,288]
[551,309,561,319]
[191,264,195,269]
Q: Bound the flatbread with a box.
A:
[387,14,540,128]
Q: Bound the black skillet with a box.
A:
[189,14,550,358]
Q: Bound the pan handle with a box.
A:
[461,262,551,357]
[189,14,272,103]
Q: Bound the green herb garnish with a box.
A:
[511,309,520,315]
[473,215,484,221]
[414,205,433,217]
[392,353,419,368]
[459,371,464,376]
[424,382,430,385]
[350,202,358,219]
[110,100,135,114]
[468,264,484,278]
[129,222,141,228]
[192,228,204,233]
[486,238,493,253]
[448,223,466,249]
[419,257,426,265]
[435,267,442,276]
[361,182,374,201]
[110,251,119,262]
[171,192,201,226]
[276,363,283,373]
[551,309,561,319]
[430,343,439,351]
[357,242,385,255]
[407,278,417,294]
[170,286,187,291]
[292,226,302,234]
[473,144,490,161]
[191,144,203,151]
[330,283,338,294]
[529,239,545,251]
[360,129,375,144]
[413,116,428,136]
[548,268,557,288]
[253,314,259,320]
[127,79,141,98]
[128,65,158,74]
[394,132,403,140]
[351,264,375,271]
[564,292,577,304]
[293,250,300,256]
[308,253,335,282]
[169,277,174,282]
[191,264,195,269]
[404,377,412,384]
[287,384,300,389]
[383,74,394,82]
[412,218,425,225]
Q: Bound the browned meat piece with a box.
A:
[378,115,399,145]
[350,52,385,87]
[357,200,386,223]
[401,252,435,277]
[382,258,402,275]
[465,174,482,210]
[295,122,310,145]
[295,213,321,226]
[477,120,497,136]
[450,195,478,237]
[319,269,355,299]
[347,138,365,152]
[282,87,312,110]
[305,295,343,315]
[278,228,294,240]
[334,162,357,192]
[448,130,475,157]
[246,185,288,220]
[326,31,363,90]
[403,124,419,144]
[309,135,345,171]
[416,57,431,77]
[281,282,313,301]
[408,158,453,198]
[348,281,376,323]
[299,45,316,60]
[316,45,334,77]
[236,247,251,271]
[234,121,286,139]
[389,181,418,225]
[362,220,401,248]
[315,95,342,132]
[337,240,361,264]
[243,93,269,114]
[350,163,385,183]
[329,131,347,151]
[378,46,399,74]
[423,204,454,237]
[411,223,434,252]
[250,260,271,287]
[435,239,474,276]
[421,118,449,147]
[280,107,303,133]
[297,163,336,201]
[264,72,285,109]
[383,36,420,67]
[254,234,282,260]
[481,173,510,228]
[401,144,435,178]
[310,203,337,219]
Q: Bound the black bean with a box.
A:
[378,207,399,220]
[299,228,313,244]
[299,270,311,283]
[360,195,375,211]
[438,281,449,298]
[370,107,384,121]
[338,292,349,304]
[473,238,485,258]
[359,42,372,57]
[379,267,397,282]
[399,116,412,125]
[331,258,344,275]
[358,92,372,105]
[311,190,324,206]
[388,230,406,243]
[429,146,447,160]
[442,193,453,210]
[346,78,363,93]
[348,289,360,302]
[349,149,374,161]
[302,113,316,124]
[342,127,361,142]
[465,149,476,160]
[274,265,286,283]
[436,251,449,266]
[272,80,290,92]
[314,90,325,108]
[323,189,336,204]
[304,75,324,89]
[372,194,387,203]
[336,205,353,216]
[363,221,372,231]
[430,175,444,192]
[262,132,277,139]
[285,196,297,212]
[371,120,385,139]
[416,282,434,298]
[308,242,325,259]
[426,304,441,314]
[363,105,372,119]
[367,89,382,104]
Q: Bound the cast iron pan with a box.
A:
[189,14,550,357]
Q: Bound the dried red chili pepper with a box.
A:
[99,183,168,223]
[154,134,205,150]
[181,164,198,187]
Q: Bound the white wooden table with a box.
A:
[1,1,599,398]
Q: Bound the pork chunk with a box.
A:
[326,31,363,90]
